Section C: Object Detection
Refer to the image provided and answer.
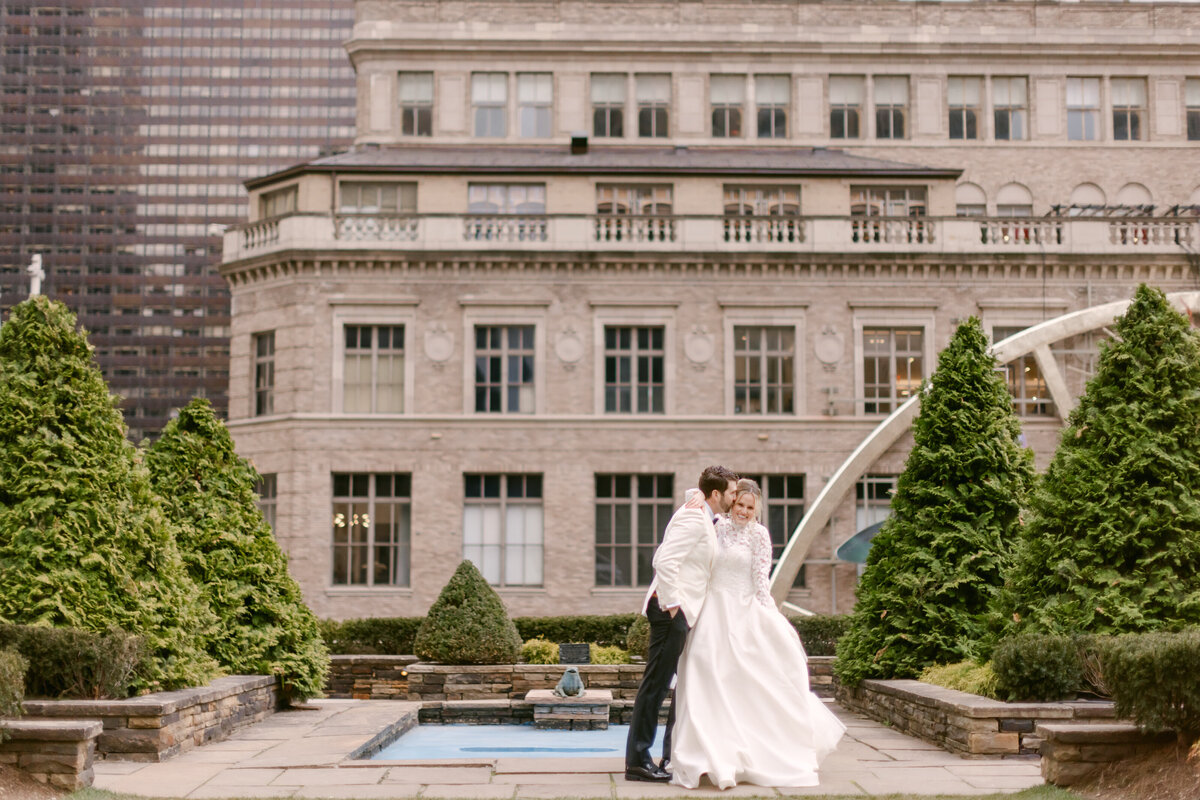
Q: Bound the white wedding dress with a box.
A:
[669,518,846,789]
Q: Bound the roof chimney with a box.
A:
[570,133,588,155]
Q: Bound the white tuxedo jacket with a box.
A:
[640,502,717,626]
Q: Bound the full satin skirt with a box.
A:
[669,591,846,789]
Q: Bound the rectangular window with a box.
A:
[253,331,274,416]
[1111,77,1146,142]
[475,325,535,413]
[1188,79,1200,141]
[992,76,1028,141]
[710,74,745,138]
[518,73,552,138]
[255,473,277,532]
[829,76,863,139]
[472,72,507,137]
[863,328,924,414]
[398,72,433,136]
[343,325,404,413]
[948,76,981,140]
[993,326,1055,417]
[592,73,625,138]
[850,186,927,217]
[874,76,908,139]
[339,182,416,213]
[259,186,296,218]
[604,326,665,413]
[595,184,673,215]
[733,326,795,414]
[332,473,411,587]
[1067,77,1101,141]
[595,474,674,587]
[756,75,789,139]
[723,185,801,216]
[856,475,895,534]
[636,74,670,138]
[464,474,543,586]
[467,183,546,214]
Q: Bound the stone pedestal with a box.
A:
[525,689,612,730]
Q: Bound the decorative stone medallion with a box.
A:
[423,324,454,367]
[555,327,584,370]
[815,325,844,371]
[684,326,714,369]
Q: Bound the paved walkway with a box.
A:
[93,700,1044,798]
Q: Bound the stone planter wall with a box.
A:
[329,655,835,701]
[21,675,279,762]
[416,697,664,725]
[0,719,102,790]
[836,678,1115,757]
[1038,722,1177,786]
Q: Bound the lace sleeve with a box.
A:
[751,523,774,609]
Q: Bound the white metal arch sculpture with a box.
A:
[770,291,1200,606]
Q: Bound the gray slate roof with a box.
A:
[246,144,960,188]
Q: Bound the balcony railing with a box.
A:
[224,212,1200,263]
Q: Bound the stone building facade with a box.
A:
[220,0,1200,620]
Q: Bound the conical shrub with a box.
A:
[0,297,218,691]
[836,317,1035,685]
[147,398,329,700]
[997,285,1200,636]
[414,560,521,664]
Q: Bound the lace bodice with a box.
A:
[710,518,774,608]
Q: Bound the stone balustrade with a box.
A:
[0,719,102,790]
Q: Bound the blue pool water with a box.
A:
[373,723,663,760]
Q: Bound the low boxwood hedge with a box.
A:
[514,614,638,648]
[1103,629,1200,743]
[319,617,424,655]
[0,623,146,700]
[789,614,850,657]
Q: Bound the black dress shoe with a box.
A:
[625,763,670,782]
[660,758,670,773]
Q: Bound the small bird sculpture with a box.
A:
[553,666,585,697]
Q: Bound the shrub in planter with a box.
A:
[521,637,558,665]
[991,634,1082,702]
[0,623,146,700]
[1103,630,1200,743]
[514,614,638,648]
[626,616,650,659]
[789,614,850,657]
[320,617,424,655]
[0,297,217,691]
[0,647,25,744]
[589,644,631,665]
[147,399,329,701]
[919,661,1000,699]
[1075,633,1115,699]
[414,560,521,664]
[836,318,1035,686]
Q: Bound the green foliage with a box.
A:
[514,614,639,648]
[146,399,329,701]
[1103,630,1200,741]
[319,617,424,655]
[919,661,1000,699]
[520,637,559,664]
[0,297,218,690]
[836,318,1035,686]
[997,286,1200,637]
[789,614,850,657]
[0,623,146,700]
[0,647,26,716]
[625,616,650,659]
[414,561,521,664]
[1074,634,1114,698]
[589,644,631,664]
[991,634,1082,702]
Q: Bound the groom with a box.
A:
[624,465,739,782]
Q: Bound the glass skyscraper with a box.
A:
[0,1,355,438]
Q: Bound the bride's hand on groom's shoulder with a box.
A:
[684,492,704,510]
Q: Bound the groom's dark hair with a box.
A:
[698,465,738,499]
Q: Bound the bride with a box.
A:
[668,478,846,789]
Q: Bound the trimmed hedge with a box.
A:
[991,634,1083,702]
[0,648,25,715]
[414,561,521,665]
[319,617,425,655]
[514,614,638,648]
[521,638,559,665]
[919,661,1000,699]
[0,623,146,700]
[789,614,850,657]
[1104,630,1200,742]
[626,616,650,659]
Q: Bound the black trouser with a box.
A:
[625,594,690,769]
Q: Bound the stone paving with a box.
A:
[92,700,1045,798]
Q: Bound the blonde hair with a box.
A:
[733,478,763,521]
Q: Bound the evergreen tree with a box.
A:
[147,398,329,700]
[997,285,1200,636]
[0,297,218,690]
[414,560,521,664]
[836,317,1035,686]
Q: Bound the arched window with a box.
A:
[955,182,987,217]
